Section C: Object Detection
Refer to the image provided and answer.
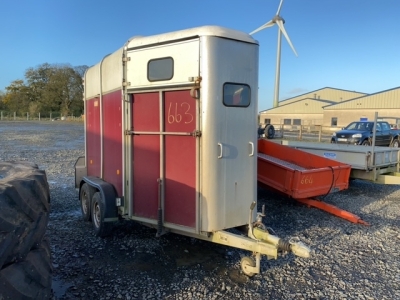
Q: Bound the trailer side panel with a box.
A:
[103,90,123,197]
[86,98,101,177]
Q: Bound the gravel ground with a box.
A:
[1,121,400,300]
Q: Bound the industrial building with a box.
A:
[259,86,400,130]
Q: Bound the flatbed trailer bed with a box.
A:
[279,140,400,184]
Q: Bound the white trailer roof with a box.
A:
[125,25,258,49]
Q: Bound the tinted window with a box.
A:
[148,57,173,81]
[223,83,250,107]
[381,122,390,131]
[345,122,373,130]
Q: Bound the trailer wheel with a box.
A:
[240,256,256,277]
[265,124,275,139]
[80,183,94,222]
[91,192,112,237]
[391,138,399,148]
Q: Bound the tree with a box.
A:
[3,80,30,115]
[22,63,88,117]
[0,91,5,110]
[41,64,86,116]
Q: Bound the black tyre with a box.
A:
[0,161,52,299]
[91,192,112,237]
[391,138,399,148]
[0,238,52,299]
[361,140,371,146]
[80,183,95,222]
[265,124,275,139]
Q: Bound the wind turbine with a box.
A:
[250,0,297,108]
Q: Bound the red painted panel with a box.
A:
[164,90,196,228]
[103,90,123,197]
[132,93,160,219]
[86,98,101,177]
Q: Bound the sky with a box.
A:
[1,0,399,111]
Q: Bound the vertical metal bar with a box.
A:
[99,53,111,179]
[157,178,163,236]
[83,91,87,168]
[299,125,302,140]
[195,86,200,234]
[122,47,131,217]
[371,111,378,173]
[159,91,165,231]
[318,125,322,142]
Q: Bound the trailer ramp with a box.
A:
[257,139,367,224]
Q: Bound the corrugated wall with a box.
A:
[324,87,400,110]
[278,87,366,106]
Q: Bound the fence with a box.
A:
[0,111,83,122]
[270,124,334,143]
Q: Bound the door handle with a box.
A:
[249,142,254,156]
[218,143,223,159]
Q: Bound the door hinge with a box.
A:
[192,130,202,137]
[122,80,131,87]
[190,76,202,99]
[125,130,134,136]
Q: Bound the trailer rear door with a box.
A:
[128,39,200,231]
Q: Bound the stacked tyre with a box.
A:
[0,161,52,299]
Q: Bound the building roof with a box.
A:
[261,98,335,114]
[323,86,400,110]
[275,87,367,107]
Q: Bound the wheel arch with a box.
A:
[81,176,119,221]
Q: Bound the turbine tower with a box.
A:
[250,0,297,108]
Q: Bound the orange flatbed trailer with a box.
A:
[257,140,368,225]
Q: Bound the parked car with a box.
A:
[331,121,400,147]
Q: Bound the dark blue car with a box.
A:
[331,121,400,147]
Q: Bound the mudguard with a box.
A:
[81,176,118,222]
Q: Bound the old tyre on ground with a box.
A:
[91,192,112,237]
[0,161,52,299]
[265,124,275,139]
[80,183,94,222]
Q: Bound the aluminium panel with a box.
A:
[101,47,124,94]
[85,64,101,100]
[200,36,258,231]
[127,39,200,89]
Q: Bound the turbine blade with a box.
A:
[250,20,275,35]
[276,19,298,56]
[276,0,284,15]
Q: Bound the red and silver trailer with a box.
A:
[75,25,310,276]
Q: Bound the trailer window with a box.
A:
[148,57,174,81]
[223,83,250,107]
